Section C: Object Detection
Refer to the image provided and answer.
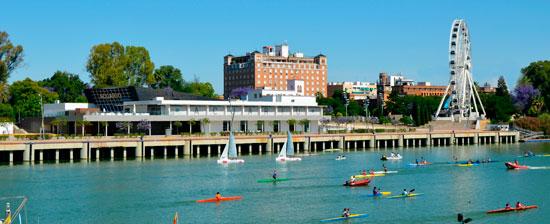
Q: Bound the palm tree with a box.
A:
[100,121,108,136]
[287,119,297,132]
[76,119,92,136]
[173,121,182,134]
[201,118,210,134]
[299,119,310,132]
[189,119,196,135]
[51,119,60,134]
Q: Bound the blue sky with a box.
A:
[2,0,549,94]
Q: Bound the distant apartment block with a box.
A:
[377,73,447,101]
[327,81,377,100]
[224,43,327,99]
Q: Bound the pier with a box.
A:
[0,130,520,164]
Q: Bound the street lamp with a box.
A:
[39,93,44,139]
[343,90,349,116]
[363,99,369,131]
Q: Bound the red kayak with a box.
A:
[505,162,529,169]
[487,205,537,214]
[196,196,242,203]
[343,178,371,187]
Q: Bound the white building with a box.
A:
[44,87,328,135]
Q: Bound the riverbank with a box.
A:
[0,130,519,164]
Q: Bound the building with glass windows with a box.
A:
[43,87,328,135]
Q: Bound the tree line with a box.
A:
[0,31,216,122]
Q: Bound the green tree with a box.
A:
[76,119,91,136]
[183,78,216,98]
[201,118,210,133]
[86,42,127,88]
[0,103,13,120]
[521,61,550,112]
[480,93,515,123]
[9,78,58,118]
[151,65,185,91]
[0,31,24,84]
[125,46,155,87]
[173,121,182,134]
[496,76,509,96]
[40,71,87,102]
[51,116,68,134]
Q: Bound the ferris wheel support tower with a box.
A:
[434,19,486,122]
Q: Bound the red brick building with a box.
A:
[224,43,327,98]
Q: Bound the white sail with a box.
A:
[278,141,287,158]
[286,131,295,156]
[220,142,229,160]
[227,132,237,158]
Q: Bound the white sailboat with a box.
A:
[217,132,245,164]
[276,131,302,162]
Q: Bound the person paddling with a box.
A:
[215,192,222,200]
[382,164,388,173]
[272,170,278,180]
[342,208,350,217]
[373,187,380,196]
[515,201,524,208]
[504,202,511,210]
[402,189,408,196]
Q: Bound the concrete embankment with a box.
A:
[0,130,520,164]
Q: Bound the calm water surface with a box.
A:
[1,143,549,223]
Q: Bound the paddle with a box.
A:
[457,213,472,223]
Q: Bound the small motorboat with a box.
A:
[505,162,528,169]
[343,178,371,187]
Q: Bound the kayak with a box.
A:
[343,178,371,187]
[257,178,290,183]
[387,193,424,199]
[352,174,385,178]
[196,196,242,203]
[487,205,538,214]
[505,162,529,169]
[408,163,431,166]
[367,191,391,197]
[320,213,368,222]
[373,171,398,174]
[457,163,478,167]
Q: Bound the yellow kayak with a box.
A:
[457,163,478,167]
[352,174,385,179]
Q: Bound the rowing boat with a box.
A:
[352,174,384,178]
[386,193,423,199]
[320,213,368,222]
[487,205,537,214]
[408,163,431,166]
[257,178,290,183]
[196,196,242,203]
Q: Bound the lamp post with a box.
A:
[343,90,349,116]
[39,93,44,139]
[363,99,369,131]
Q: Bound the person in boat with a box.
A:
[390,152,396,157]
[350,176,356,183]
[342,208,350,217]
[373,187,380,196]
[272,170,278,180]
[215,192,222,200]
[402,189,408,196]
[504,202,511,210]
[515,201,524,208]
[415,158,419,165]
[467,159,473,164]
[382,164,388,173]
[514,160,519,165]
[396,153,401,158]
[362,169,367,175]
[369,169,375,175]
[421,157,427,164]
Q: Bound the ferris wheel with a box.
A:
[435,19,485,122]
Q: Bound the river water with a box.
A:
[1,143,549,223]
